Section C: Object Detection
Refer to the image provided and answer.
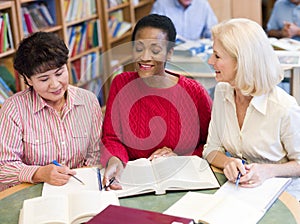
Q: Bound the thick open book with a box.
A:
[19,191,119,224]
[42,157,220,198]
[164,177,292,224]
[117,156,220,197]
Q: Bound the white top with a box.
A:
[203,82,300,199]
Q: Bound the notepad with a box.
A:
[42,167,100,196]
[164,177,292,224]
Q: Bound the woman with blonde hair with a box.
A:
[203,18,300,200]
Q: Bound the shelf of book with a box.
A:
[0,1,20,108]
[0,0,154,107]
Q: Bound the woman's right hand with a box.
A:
[32,164,76,185]
[223,158,247,183]
[103,156,124,190]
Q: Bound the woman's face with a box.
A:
[208,38,237,85]
[133,27,172,79]
[26,65,69,107]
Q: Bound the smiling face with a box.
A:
[26,65,69,108]
[208,39,237,85]
[133,27,173,79]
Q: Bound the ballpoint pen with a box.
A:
[97,167,103,191]
[52,160,85,185]
[235,159,246,189]
[104,177,116,190]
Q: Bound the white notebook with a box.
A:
[164,177,292,224]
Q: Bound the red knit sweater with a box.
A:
[100,71,212,165]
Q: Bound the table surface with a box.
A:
[1,171,300,224]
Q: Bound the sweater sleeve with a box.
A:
[192,83,212,157]
[100,75,130,166]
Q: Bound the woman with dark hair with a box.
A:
[0,32,102,191]
[101,14,212,189]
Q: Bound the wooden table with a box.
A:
[1,170,300,224]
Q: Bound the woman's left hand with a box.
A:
[148,147,177,161]
[239,163,271,187]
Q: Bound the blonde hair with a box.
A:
[211,18,283,96]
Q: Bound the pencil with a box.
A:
[52,160,85,185]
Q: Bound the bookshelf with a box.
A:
[12,0,107,105]
[0,0,154,107]
[100,0,154,102]
[0,1,19,107]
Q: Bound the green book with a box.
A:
[0,65,16,92]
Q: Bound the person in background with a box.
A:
[151,0,218,40]
[267,0,300,41]
[101,14,212,189]
[203,18,300,200]
[0,32,102,191]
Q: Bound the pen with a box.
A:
[97,167,103,191]
[52,160,85,185]
[235,159,246,189]
[104,177,116,190]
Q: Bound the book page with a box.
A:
[22,195,68,224]
[119,158,156,186]
[42,168,99,196]
[68,191,119,224]
[215,177,292,211]
[151,156,220,192]
[164,192,264,224]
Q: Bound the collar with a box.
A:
[32,86,84,114]
[175,0,192,9]
[223,85,268,115]
[250,94,268,115]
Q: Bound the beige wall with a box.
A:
[208,0,262,25]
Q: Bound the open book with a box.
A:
[117,156,220,197]
[42,157,220,198]
[19,191,119,224]
[164,177,292,224]
[269,37,300,51]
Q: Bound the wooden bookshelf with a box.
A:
[0,1,20,106]
[0,0,154,106]
[100,0,154,102]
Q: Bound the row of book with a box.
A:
[0,12,14,53]
[107,0,128,8]
[21,3,55,36]
[108,10,132,38]
[70,52,105,106]
[0,65,16,107]
[65,0,96,22]
[68,19,102,57]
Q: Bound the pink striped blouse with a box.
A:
[0,85,102,191]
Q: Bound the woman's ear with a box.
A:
[167,48,174,60]
[24,76,33,86]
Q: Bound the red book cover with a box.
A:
[87,205,194,224]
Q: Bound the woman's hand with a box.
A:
[148,147,177,161]
[224,160,272,187]
[32,164,76,185]
[239,163,272,187]
[103,156,124,190]
[223,158,247,184]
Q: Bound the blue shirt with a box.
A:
[151,0,218,40]
[267,0,300,40]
